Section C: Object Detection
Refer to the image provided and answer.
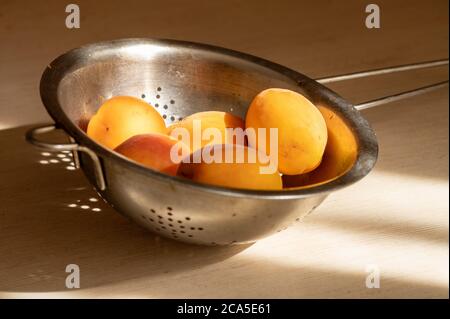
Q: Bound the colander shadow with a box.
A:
[0,127,251,292]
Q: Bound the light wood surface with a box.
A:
[0,0,448,298]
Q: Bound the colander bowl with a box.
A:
[26,38,378,245]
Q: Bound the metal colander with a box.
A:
[26,38,448,245]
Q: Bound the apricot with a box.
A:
[114,133,189,176]
[87,96,167,149]
[168,111,245,152]
[245,88,327,175]
[283,106,358,188]
[178,144,282,190]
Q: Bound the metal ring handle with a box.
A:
[26,124,106,190]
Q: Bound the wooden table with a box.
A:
[0,0,448,298]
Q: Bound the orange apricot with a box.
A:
[245,88,327,175]
[168,111,245,152]
[114,133,189,176]
[178,144,282,190]
[87,96,166,149]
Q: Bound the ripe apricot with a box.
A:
[283,106,358,188]
[114,133,189,176]
[245,88,327,175]
[168,111,245,152]
[87,96,166,149]
[178,144,282,190]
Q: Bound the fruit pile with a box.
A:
[86,88,328,190]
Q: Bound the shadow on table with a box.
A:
[0,190,251,292]
[142,257,449,298]
[4,258,448,298]
[0,128,251,292]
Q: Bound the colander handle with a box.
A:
[316,59,449,110]
[25,124,106,191]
